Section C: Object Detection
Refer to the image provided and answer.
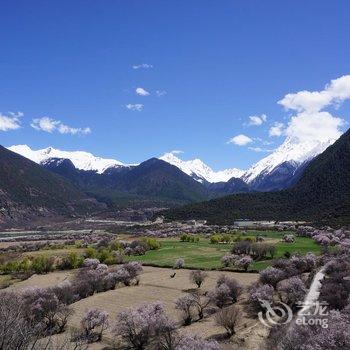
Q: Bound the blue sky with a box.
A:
[0,0,349,170]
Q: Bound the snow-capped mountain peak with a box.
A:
[243,136,337,183]
[8,145,126,174]
[159,152,244,183]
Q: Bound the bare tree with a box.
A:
[0,291,35,349]
[215,306,240,336]
[191,291,211,319]
[175,294,196,325]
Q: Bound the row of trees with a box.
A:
[0,258,144,349]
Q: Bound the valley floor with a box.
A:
[8,266,264,349]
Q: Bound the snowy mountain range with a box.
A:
[159,152,244,183]
[7,135,338,190]
[242,136,337,190]
[8,145,126,174]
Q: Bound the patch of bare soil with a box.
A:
[10,270,73,290]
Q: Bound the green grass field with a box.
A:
[2,231,321,274]
[126,231,321,271]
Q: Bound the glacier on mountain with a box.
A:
[243,136,336,184]
[159,152,245,183]
[8,134,338,187]
[8,145,125,174]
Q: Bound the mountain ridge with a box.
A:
[0,146,104,224]
[8,134,337,189]
[162,128,350,226]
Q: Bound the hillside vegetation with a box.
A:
[163,129,350,226]
[0,146,102,223]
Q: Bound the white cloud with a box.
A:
[248,147,273,153]
[286,111,344,143]
[31,117,59,133]
[135,87,150,96]
[31,117,91,135]
[170,150,183,155]
[132,63,153,70]
[269,122,285,137]
[0,111,23,131]
[228,134,253,146]
[57,124,91,135]
[248,114,267,126]
[126,104,144,111]
[278,75,350,113]
[156,90,167,97]
[278,75,350,143]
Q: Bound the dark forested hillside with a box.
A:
[163,129,350,226]
[112,158,210,204]
[0,146,102,223]
[43,157,212,206]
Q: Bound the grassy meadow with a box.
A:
[126,230,321,271]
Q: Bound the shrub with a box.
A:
[320,275,350,310]
[73,269,95,298]
[58,252,83,270]
[180,234,188,242]
[221,234,232,243]
[31,255,55,274]
[98,249,114,264]
[50,280,77,305]
[215,306,240,336]
[124,247,133,256]
[251,243,276,260]
[142,238,161,250]
[216,275,242,303]
[269,310,350,350]
[21,287,72,334]
[260,267,286,288]
[236,256,253,271]
[249,283,274,313]
[282,234,295,243]
[0,291,35,349]
[85,247,97,258]
[190,270,208,288]
[210,235,221,244]
[109,239,123,251]
[111,261,143,286]
[231,240,251,255]
[113,250,124,264]
[80,309,109,342]
[277,276,307,308]
[174,258,185,269]
[83,258,100,269]
[221,254,238,267]
[190,291,210,319]
[114,302,172,349]
[210,283,231,308]
[175,294,196,325]
[272,259,298,277]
